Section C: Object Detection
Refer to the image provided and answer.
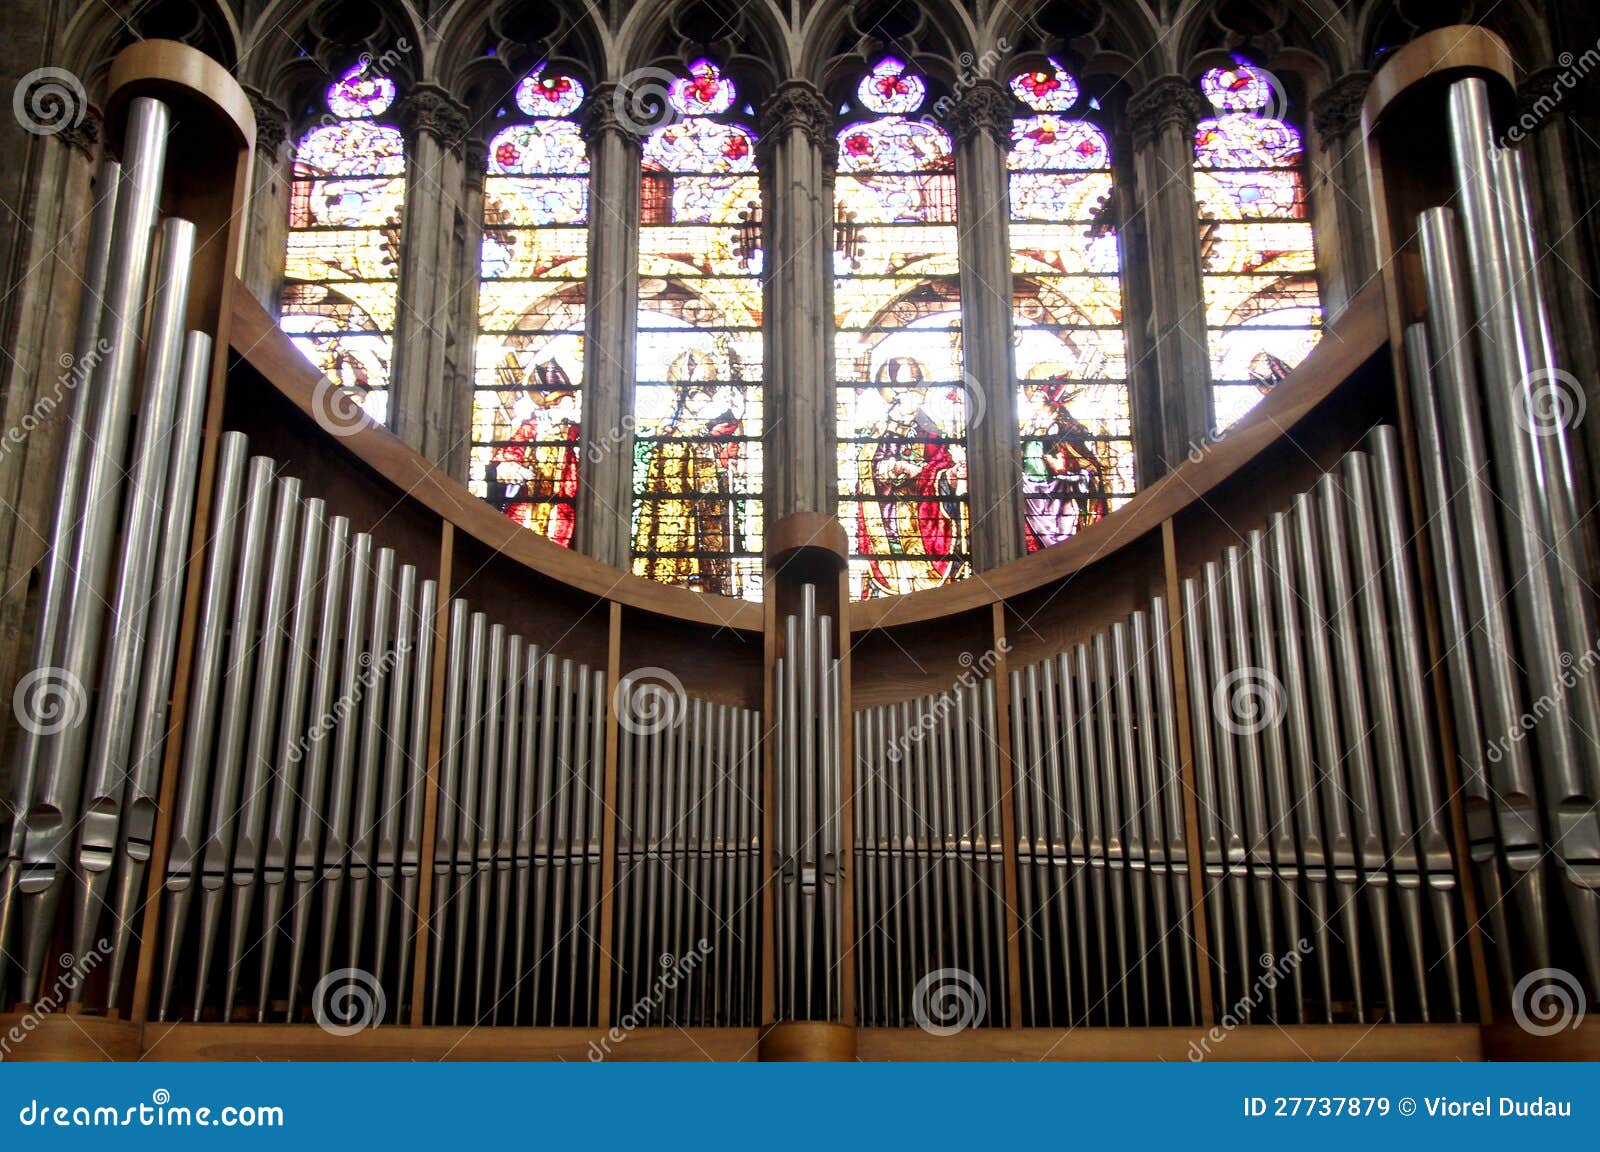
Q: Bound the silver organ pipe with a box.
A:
[1447,79,1600,992]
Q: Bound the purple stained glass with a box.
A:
[643,119,755,173]
[856,57,926,115]
[1008,116,1109,171]
[488,121,588,176]
[1201,64,1276,113]
[668,59,737,116]
[836,118,951,174]
[1010,61,1079,112]
[326,62,396,119]
[1194,114,1303,168]
[515,71,585,118]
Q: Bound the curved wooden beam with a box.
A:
[229,278,1387,632]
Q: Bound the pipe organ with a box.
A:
[855,680,1010,1029]
[2,29,1598,1061]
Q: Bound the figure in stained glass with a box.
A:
[836,57,971,597]
[1194,63,1322,431]
[1009,59,1134,551]
[472,70,590,545]
[631,60,764,599]
[281,62,404,424]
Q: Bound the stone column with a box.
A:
[1127,77,1211,467]
[240,87,292,315]
[445,138,488,486]
[0,113,103,789]
[1308,71,1375,320]
[758,80,837,522]
[945,79,1024,568]
[392,85,471,471]
[577,86,642,568]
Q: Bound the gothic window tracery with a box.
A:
[1194,63,1323,431]
[472,71,590,547]
[1009,59,1135,553]
[631,60,766,600]
[281,63,405,424]
[835,56,970,599]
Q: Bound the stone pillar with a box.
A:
[445,138,488,485]
[945,80,1024,568]
[392,85,471,470]
[240,87,292,315]
[0,114,103,795]
[577,86,642,568]
[1308,71,1375,320]
[758,80,837,522]
[1127,77,1211,466]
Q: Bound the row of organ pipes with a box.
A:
[3,72,1600,1031]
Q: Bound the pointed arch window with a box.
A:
[281,63,405,424]
[631,60,765,599]
[835,57,969,599]
[1193,63,1322,431]
[472,72,589,546]
[1009,61,1134,553]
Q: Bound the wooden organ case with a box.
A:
[2,30,1598,1061]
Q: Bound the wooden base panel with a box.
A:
[759,1022,857,1062]
[4,1019,1592,1061]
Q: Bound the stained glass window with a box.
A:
[472,71,589,547]
[836,56,970,598]
[1010,60,1134,553]
[1194,63,1322,431]
[281,63,404,424]
[632,60,765,599]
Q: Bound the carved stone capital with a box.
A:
[463,136,489,182]
[397,85,470,153]
[1515,65,1569,136]
[58,104,102,159]
[1310,71,1371,146]
[244,86,290,156]
[580,84,648,147]
[757,80,837,168]
[940,79,1015,151]
[1127,76,1207,149]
